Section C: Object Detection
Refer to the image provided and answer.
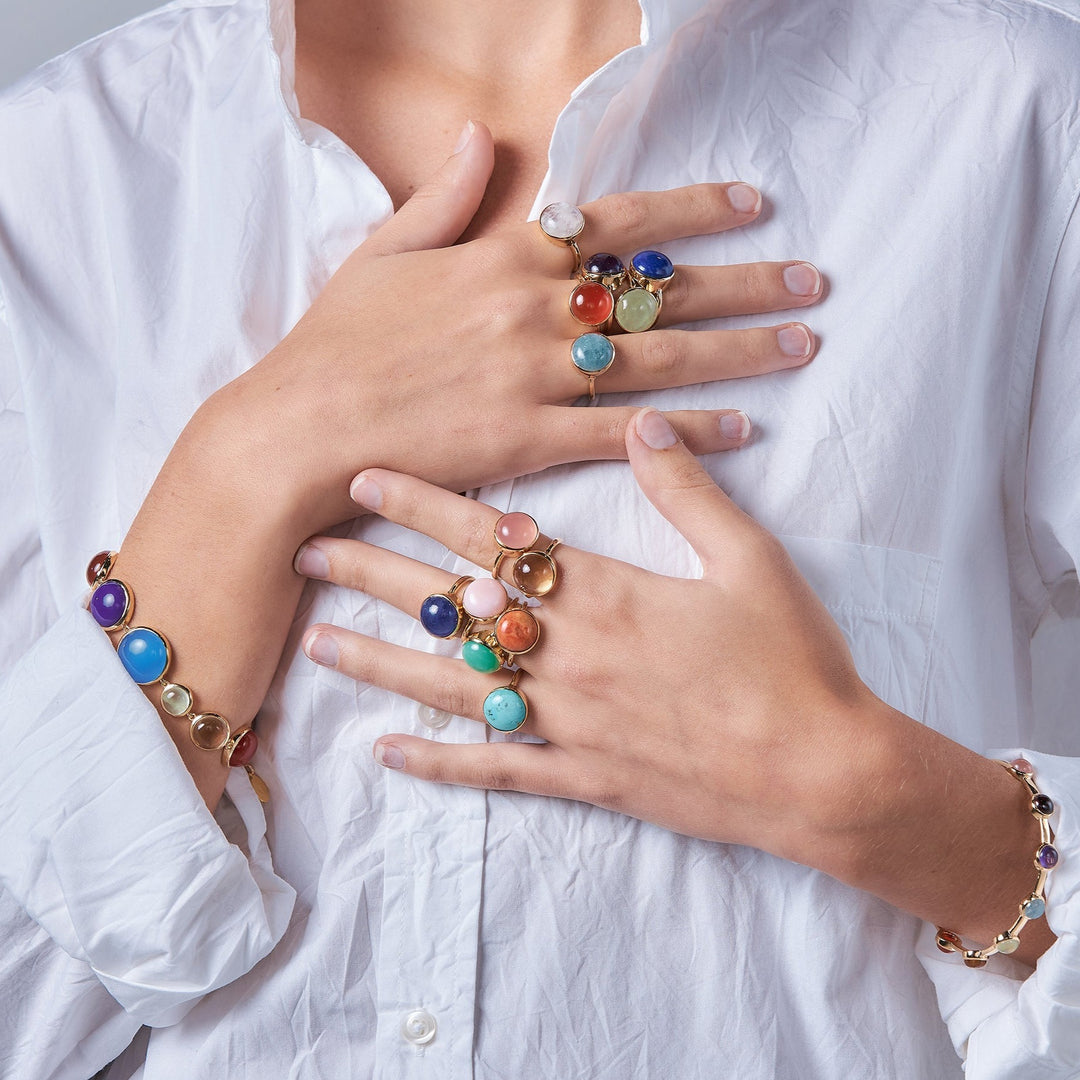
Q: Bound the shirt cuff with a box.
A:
[0,605,295,1027]
[917,748,1080,1078]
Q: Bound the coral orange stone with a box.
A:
[495,608,539,654]
[569,282,614,326]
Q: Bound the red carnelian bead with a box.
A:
[86,550,114,586]
[229,728,259,767]
[569,282,614,326]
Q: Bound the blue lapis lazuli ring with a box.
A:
[628,249,675,293]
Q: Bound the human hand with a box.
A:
[214,122,824,535]
[295,406,874,863]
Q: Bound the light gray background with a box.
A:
[0,0,160,91]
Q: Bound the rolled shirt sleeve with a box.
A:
[0,300,295,1065]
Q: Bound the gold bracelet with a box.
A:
[934,758,1056,966]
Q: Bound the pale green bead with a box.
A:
[615,287,659,333]
[995,935,1020,954]
[160,682,193,716]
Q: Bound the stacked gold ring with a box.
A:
[491,512,560,597]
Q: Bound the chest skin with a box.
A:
[292,0,642,239]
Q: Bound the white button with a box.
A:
[401,1008,437,1046]
[417,704,452,731]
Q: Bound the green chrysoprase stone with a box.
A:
[463,639,501,674]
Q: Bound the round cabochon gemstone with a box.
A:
[495,512,540,552]
[90,580,130,629]
[570,282,615,326]
[539,202,584,241]
[1022,896,1046,920]
[117,627,169,684]
[935,929,962,952]
[631,249,675,281]
[420,594,461,638]
[160,682,193,716]
[1010,758,1034,775]
[495,608,539,654]
[1037,844,1060,870]
[513,552,557,597]
[463,577,509,620]
[614,288,660,333]
[571,333,616,375]
[1033,793,1055,816]
[191,713,230,751]
[995,935,1020,955]
[86,550,113,586]
[583,252,624,278]
[228,728,259,767]
[463,639,502,674]
[484,687,528,732]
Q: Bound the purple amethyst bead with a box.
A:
[1037,844,1059,870]
[583,252,624,278]
[90,580,130,629]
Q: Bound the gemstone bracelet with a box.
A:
[86,550,269,802]
[934,758,1056,966]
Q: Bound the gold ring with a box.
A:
[492,514,560,597]
[571,333,615,401]
[614,249,675,333]
[483,669,529,732]
[538,202,584,278]
[419,575,474,639]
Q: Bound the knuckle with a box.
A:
[640,332,683,380]
[438,676,475,722]
[661,272,690,312]
[460,508,498,568]
[737,264,772,310]
[475,757,518,791]
[604,192,650,236]
[684,183,729,226]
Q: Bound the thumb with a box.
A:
[360,120,495,257]
[625,407,755,567]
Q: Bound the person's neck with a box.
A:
[295,0,642,87]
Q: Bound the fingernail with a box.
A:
[727,183,761,214]
[636,408,679,449]
[295,542,330,579]
[719,411,751,440]
[777,324,813,358]
[375,742,406,769]
[783,262,821,297]
[304,631,339,668]
[453,120,475,155]
[350,473,383,511]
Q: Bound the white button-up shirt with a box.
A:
[2,0,1080,1076]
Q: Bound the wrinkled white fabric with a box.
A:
[0,0,1079,1077]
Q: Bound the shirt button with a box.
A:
[401,1009,437,1047]
[417,704,452,731]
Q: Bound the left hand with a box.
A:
[295,407,892,866]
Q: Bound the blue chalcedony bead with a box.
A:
[1022,897,1046,920]
[420,594,461,638]
[631,249,674,281]
[117,627,170,684]
[571,333,615,374]
[583,252,624,278]
[90,580,129,628]
[484,687,527,732]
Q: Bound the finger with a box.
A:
[575,183,763,261]
[372,737,579,801]
[302,625,504,727]
[358,120,495,258]
[295,537,458,619]
[539,406,752,469]
[570,323,815,397]
[624,407,760,571]
[657,261,824,326]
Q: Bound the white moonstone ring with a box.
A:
[538,201,585,277]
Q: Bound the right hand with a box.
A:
[209,120,822,535]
